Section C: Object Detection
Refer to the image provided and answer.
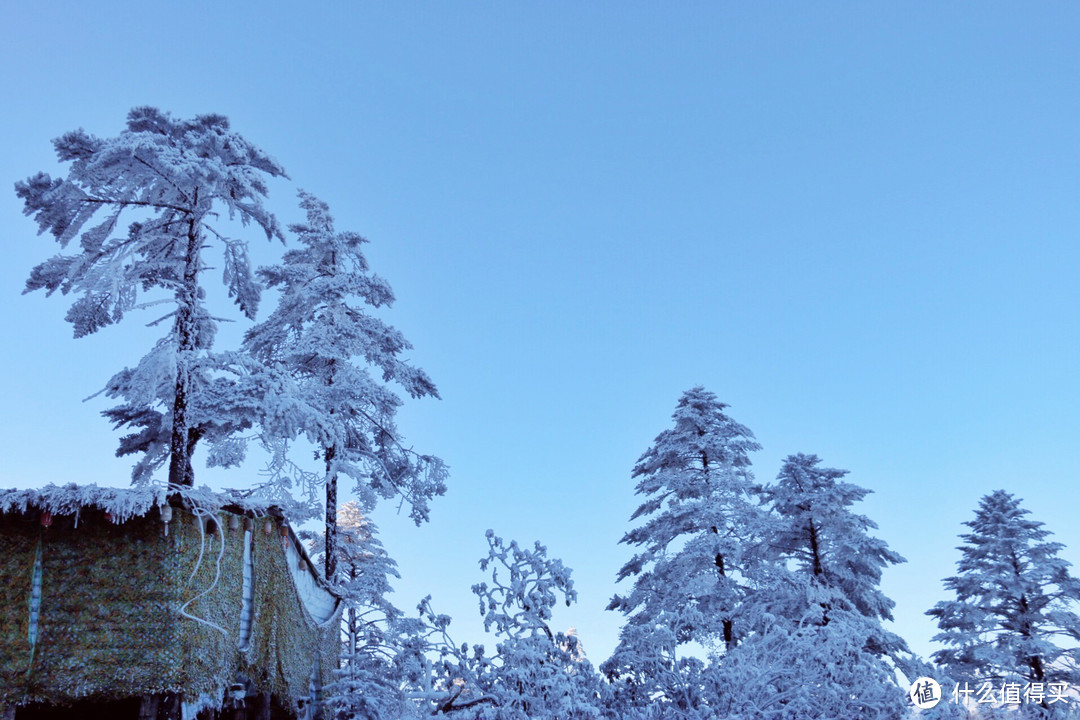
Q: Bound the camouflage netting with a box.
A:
[0,486,341,714]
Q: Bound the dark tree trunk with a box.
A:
[324,354,338,579]
[808,519,824,578]
[168,210,202,487]
[711,524,737,651]
[715,552,736,651]
[807,519,831,625]
[325,444,337,579]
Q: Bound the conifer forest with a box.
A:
[1,6,1078,720]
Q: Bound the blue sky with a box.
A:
[1,2,1078,665]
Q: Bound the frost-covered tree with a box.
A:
[397,532,601,720]
[309,502,412,720]
[600,620,714,719]
[927,491,1080,705]
[705,611,911,720]
[711,453,914,720]
[243,192,445,576]
[18,107,286,486]
[757,453,908,629]
[604,387,762,708]
[468,531,601,720]
[307,502,401,656]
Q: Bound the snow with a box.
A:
[0,482,169,522]
[0,482,285,522]
[282,526,339,626]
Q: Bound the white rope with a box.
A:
[177,505,229,637]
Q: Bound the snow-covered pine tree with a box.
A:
[757,453,908,628]
[308,502,410,720]
[927,490,1080,708]
[18,107,286,486]
[603,387,763,712]
[243,191,446,577]
[712,453,914,720]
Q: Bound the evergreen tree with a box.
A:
[18,107,286,485]
[928,490,1080,712]
[710,453,914,720]
[310,502,411,720]
[757,453,908,629]
[243,192,446,576]
[603,387,763,711]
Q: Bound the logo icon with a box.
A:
[910,677,942,709]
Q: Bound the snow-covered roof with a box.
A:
[0,483,169,523]
[0,482,277,522]
[0,482,340,616]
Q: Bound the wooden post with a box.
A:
[157,693,182,720]
[253,692,272,720]
[138,695,160,720]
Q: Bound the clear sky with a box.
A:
[1,2,1078,666]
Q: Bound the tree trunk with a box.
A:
[324,355,338,578]
[168,210,202,487]
[807,519,832,625]
[711,525,737,651]
[325,444,337,579]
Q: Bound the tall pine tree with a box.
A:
[243,191,445,576]
[18,107,286,485]
[603,387,763,711]
[710,453,914,720]
[928,491,1080,695]
[757,453,908,629]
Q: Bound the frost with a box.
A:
[0,482,282,523]
[0,482,168,522]
[18,108,287,487]
[243,191,445,579]
[928,490,1080,692]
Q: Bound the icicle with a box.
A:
[160,504,173,537]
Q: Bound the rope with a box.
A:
[177,505,229,638]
